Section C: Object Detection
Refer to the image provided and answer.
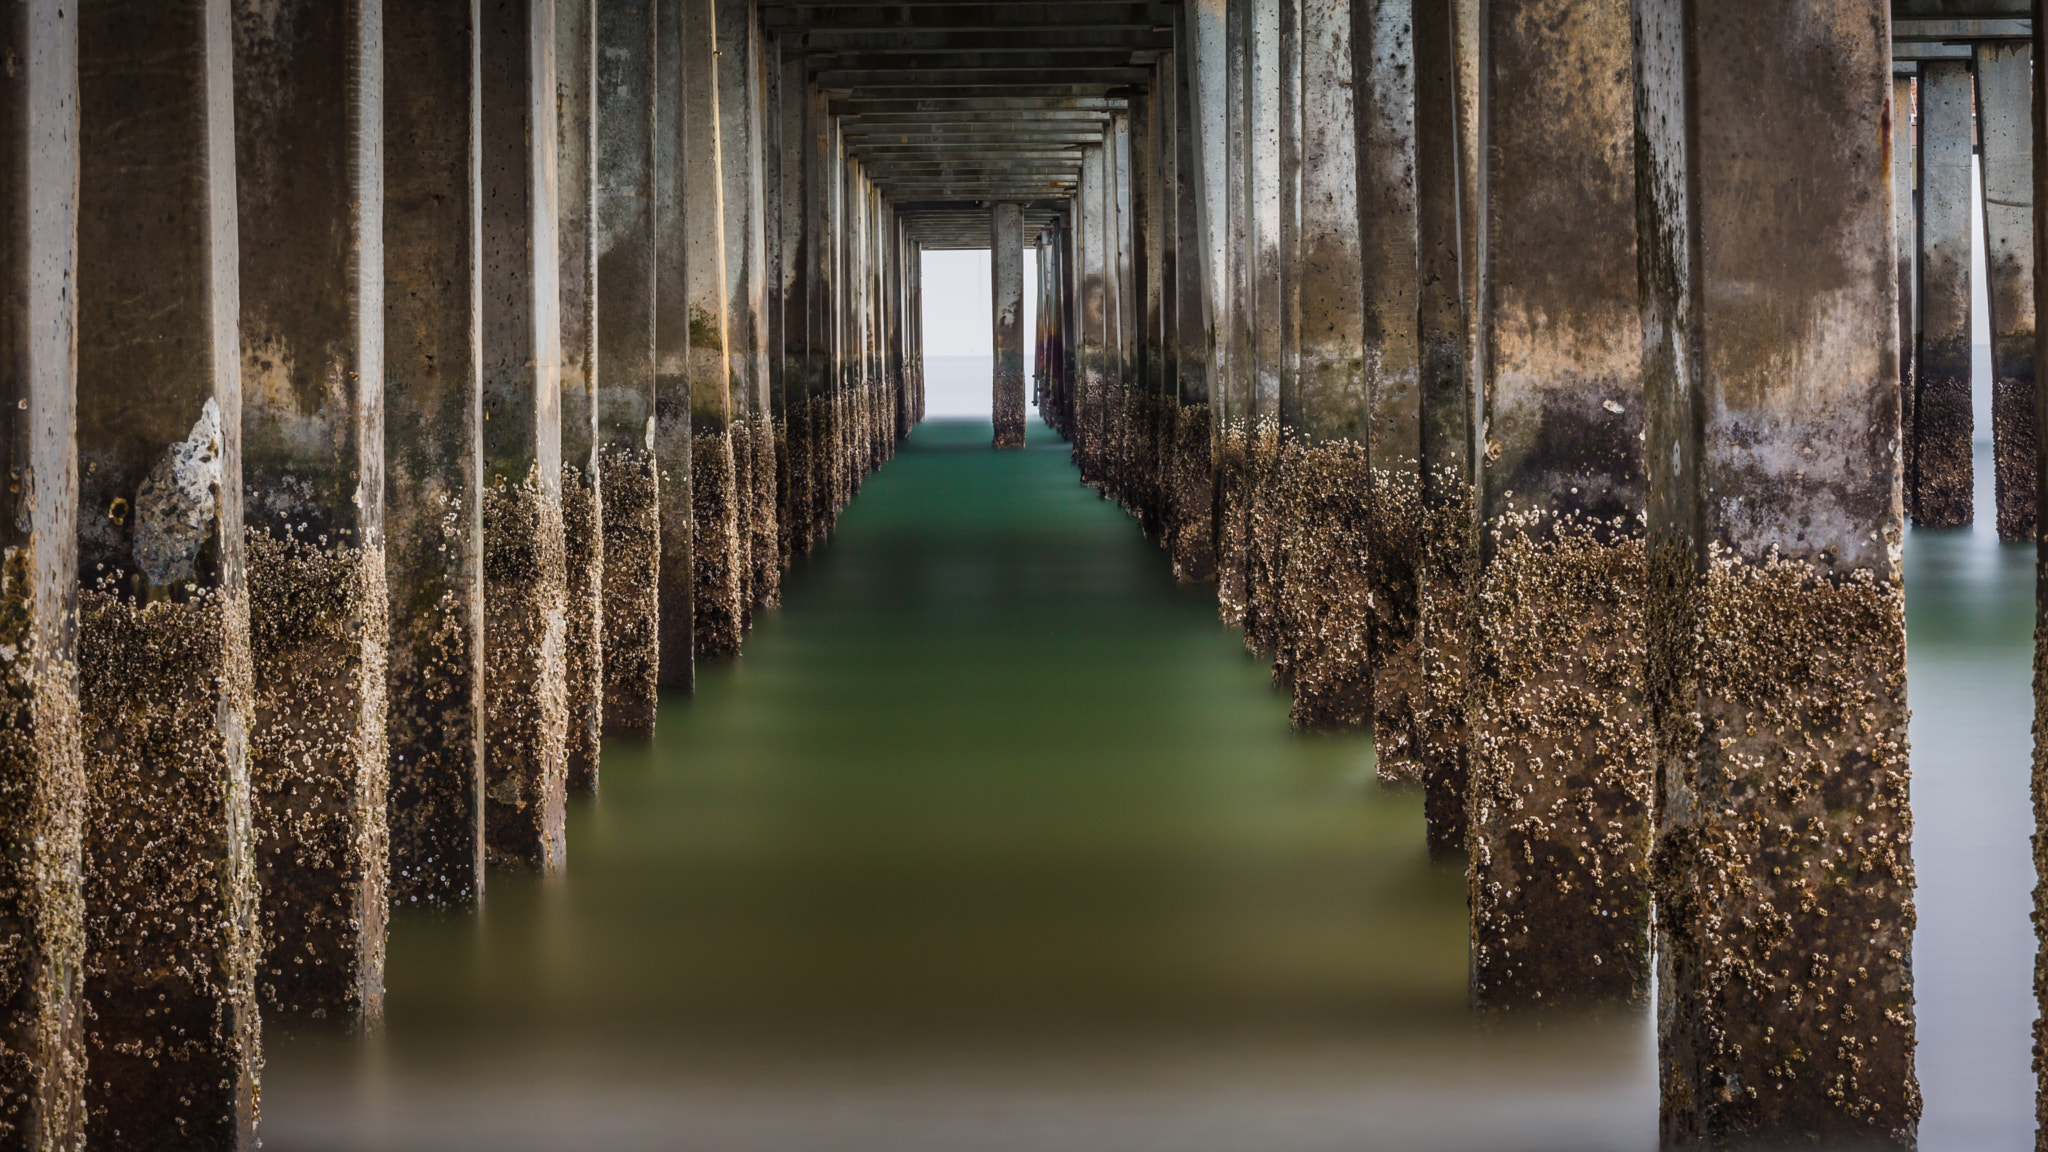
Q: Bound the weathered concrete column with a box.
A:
[1636,2,1915,1143]
[762,31,791,566]
[384,0,486,910]
[718,0,779,616]
[1214,0,1254,626]
[0,4,85,1143]
[1892,69,1916,540]
[653,0,694,692]
[76,0,259,1143]
[1412,0,1477,858]
[231,0,388,1027]
[1976,43,2035,543]
[1172,4,1219,584]
[1240,0,1285,656]
[1465,0,1649,1010]
[1275,0,1377,733]
[1110,111,1136,508]
[2034,10,2048,1142]
[480,0,569,872]
[775,43,815,558]
[1914,58,1973,528]
[992,203,1028,449]
[1130,80,1164,529]
[683,0,741,661]
[1079,143,1109,482]
[557,0,603,793]
[595,0,661,736]
[800,85,834,550]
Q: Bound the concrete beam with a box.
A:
[1975,41,2035,541]
[828,96,1126,115]
[230,0,388,1029]
[1893,0,2026,15]
[479,0,569,873]
[761,2,1176,30]
[1637,1,1915,1142]
[558,0,603,795]
[803,28,1174,51]
[384,0,486,912]
[75,0,258,1143]
[595,0,661,739]
[0,2,84,1143]
[813,68,1153,87]
[1915,59,1973,526]
[1466,0,1649,1012]
[806,48,1147,72]
[1893,16,2030,37]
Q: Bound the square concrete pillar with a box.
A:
[1636,1,1915,1143]
[1892,69,1916,541]
[0,3,85,1144]
[1464,0,1650,1011]
[76,1,260,1144]
[384,0,486,911]
[680,0,741,663]
[1214,0,1254,627]
[761,29,792,567]
[774,41,816,560]
[1411,0,1477,859]
[1239,0,1285,658]
[1975,43,2035,543]
[557,0,604,793]
[653,0,694,693]
[595,0,661,738]
[718,0,779,616]
[992,203,1028,449]
[1079,142,1110,484]
[231,0,389,1028]
[1176,0,1228,588]
[1914,58,1973,528]
[479,0,569,872]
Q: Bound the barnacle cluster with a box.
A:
[246,530,389,1026]
[560,465,604,793]
[690,429,744,663]
[1466,508,1652,1010]
[481,468,568,873]
[597,446,660,740]
[1651,544,1916,1144]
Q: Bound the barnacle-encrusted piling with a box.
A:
[1974,43,2037,543]
[1240,417,1283,655]
[1464,0,1650,1010]
[1914,59,1974,528]
[653,0,695,692]
[232,0,392,1025]
[682,0,741,662]
[0,5,85,1140]
[992,203,1028,450]
[1637,3,1916,1142]
[598,447,659,736]
[1277,443,1374,729]
[1169,404,1216,583]
[480,0,570,871]
[76,4,260,1143]
[385,0,486,911]
[558,0,604,792]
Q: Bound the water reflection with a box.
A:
[261,426,2029,1150]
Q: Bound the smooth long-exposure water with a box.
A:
[263,423,2035,1151]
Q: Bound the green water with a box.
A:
[264,420,2030,1150]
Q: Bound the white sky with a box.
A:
[919,247,1039,419]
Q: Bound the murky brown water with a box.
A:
[259,420,2033,1151]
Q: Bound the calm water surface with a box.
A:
[263,427,2034,1150]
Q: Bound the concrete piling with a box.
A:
[1412,0,1476,859]
[1636,1,1915,1143]
[75,0,260,1143]
[1464,0,1651,1011]
[230,0,389,1026]
[1275,0,1376,734]
[383,0,486,910]
[479,0,569,872]
[0,2,85,1143]
[1914,58,1974,528]
[1893,69,1917,540]
[595,0,661,738]
[653,0,694,693]
[717,0,775,623]
[557,0,604,793]
[681,0,742,664]
[1975,42,2036,543]
[992,203,1027,449]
